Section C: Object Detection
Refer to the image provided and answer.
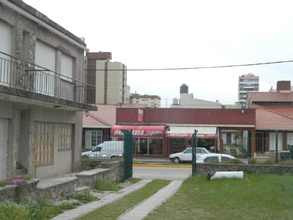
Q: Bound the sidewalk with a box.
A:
[117,180,182,220]
[52,179,183,220]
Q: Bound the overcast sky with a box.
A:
[24,0,293,107]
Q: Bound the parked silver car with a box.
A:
[169,147,210,163]
[196,153,235,163]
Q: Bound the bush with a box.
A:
[260,158,275,165]
[23,199,60,220]
[73,188,97,203]
[279,159,293,165]
[248,158,257,164]
[0,203,30,220]
[227,159,245,164]
[96,178,122,191]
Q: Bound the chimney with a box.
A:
[277,81,291,93]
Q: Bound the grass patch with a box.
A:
[146,174,293,220]
[78,179,170,220]
[73,188,98,203]
[96,179,122,191]
[279,159,293,165]
[0,202,30,220]
[128,177,141,184]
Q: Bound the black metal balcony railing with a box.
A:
[0,51,95,104]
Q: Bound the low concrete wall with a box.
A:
[196,163,293,175]
[0,160,124,203]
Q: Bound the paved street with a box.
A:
[133,166,192,181]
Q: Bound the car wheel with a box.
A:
[173,157,180,164]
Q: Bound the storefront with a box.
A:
[110,125,166,156]
[166,126,217,153]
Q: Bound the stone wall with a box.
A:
[196,163,293,175]
[0,160,124,203]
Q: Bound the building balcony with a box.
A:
[0,52,96,111]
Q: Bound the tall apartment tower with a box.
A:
[238,73,259,107]
[85,52,130,105]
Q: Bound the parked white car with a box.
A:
[169,147,210,163]
[82,141,124,160]
[196,153,235,163]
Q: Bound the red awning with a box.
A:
[111,125,165,138]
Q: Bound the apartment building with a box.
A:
[85,52,130,105]
[0,0,96,180]
[238,73,259,107]
[130,93,161,108]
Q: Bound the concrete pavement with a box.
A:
[52,179,183,220]
[117,180,182,220]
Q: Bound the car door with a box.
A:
[196,148,207,158]
[220,155,232,163]
[181,148,192,161]
[90,146,102,159]
[204,155,219,163]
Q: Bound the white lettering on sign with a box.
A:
[113,129,163,137]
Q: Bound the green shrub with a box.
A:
[0,203,30,220]
[227,159,245,164]
[96,178,122,191]
[23,198,60,220]
[0,181,7,187]
[73,188,97,203]
[279,159,293,165]
[248,158,257,164]
[260,158,275,165]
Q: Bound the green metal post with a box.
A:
[275,130,278,164]
[122,130,133,180]
[192,130,197,176]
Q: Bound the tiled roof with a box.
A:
[83,104,117,127]
[249,92,293,102]
[252,104,293,130]
[82,104,146,128]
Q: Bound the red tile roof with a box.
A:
[252,104,293,130]
[83,104,117,127]
[83,104,146,128]
[249,92,293,102]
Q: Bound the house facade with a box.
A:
[0,0,96,180]
[247,80,293,154]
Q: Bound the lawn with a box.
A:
[145,173,293,220]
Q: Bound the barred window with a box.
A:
[34,122,54,166]
[58,123,72,150]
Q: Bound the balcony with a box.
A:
[0,52,96,111]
